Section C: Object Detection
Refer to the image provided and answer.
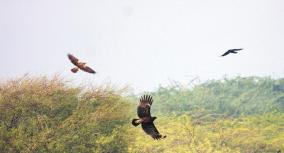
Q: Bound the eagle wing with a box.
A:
[67,54,79,66]
[141,122,165,140]
[140,94,153,105]
[137,95,153,118]
[81,65,96,74]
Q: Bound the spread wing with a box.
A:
[67,54,79,66]
[140,94,153,105]
[231,48,243,52]
[137,95,153,118]
[81,65,96,74]
[221,50,231,56]
[141,122,165,140]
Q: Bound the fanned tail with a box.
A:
[132,119,140,127]
[71,67,79,73]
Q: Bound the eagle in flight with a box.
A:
[132,95,166,140]
[67,53,96,74]
[221,48,243,57]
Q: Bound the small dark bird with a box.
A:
[221,48,243,57]
[67,53,96,74]
[132,95,166,140]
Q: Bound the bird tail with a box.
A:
[71,67,79,73]
[132,119,141,127]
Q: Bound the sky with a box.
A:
[1,0,284,92]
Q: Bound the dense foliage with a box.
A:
[0,76,133,153]
[128,113,284,153]
[0,76,283,152]
[151,76,284,117]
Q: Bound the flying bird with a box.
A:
[221,48,243,57]
[67,53,96,74]
[132,95,166,140]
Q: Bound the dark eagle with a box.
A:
[221,48,243,57]
[67,53,96,74]
[132,95,166,140]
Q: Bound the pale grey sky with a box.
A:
[1,0,284,92]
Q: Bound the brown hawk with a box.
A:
[67,53,96,74]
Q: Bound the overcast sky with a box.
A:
[1,0,284,92]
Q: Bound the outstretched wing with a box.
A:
[221,50,231,56]
[67,54,79,66]
[141,122,165,140]
[81,65,96,74]
[137,95,153,118]
[140,94,153,105]
[231,48,243,52]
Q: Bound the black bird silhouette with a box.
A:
[221,48,243,57]
[132,95,166,140]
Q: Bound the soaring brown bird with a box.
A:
[132,95,166,140]
[67,53,96,74]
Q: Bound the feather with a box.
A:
[67,53,96,74]
[81,66,96,74]
[142,122,166,140]
[67,54,79,65]
[132,95,166,140]
[221,48,243,57]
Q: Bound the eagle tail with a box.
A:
[71,67,79,73]
[132,119,141,127]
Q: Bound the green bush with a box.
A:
[150,76,284,117]
[0,76,133,153]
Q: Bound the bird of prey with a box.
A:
[221,48,243,57]
[132,95,166,140]
[67,53,96,74]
